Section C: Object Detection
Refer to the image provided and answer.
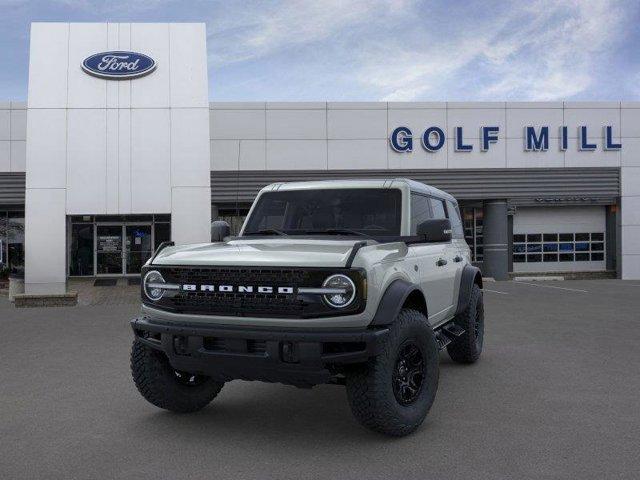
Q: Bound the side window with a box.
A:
[410,194,431,234]
[446,200,464,238]
[430,198,447,220]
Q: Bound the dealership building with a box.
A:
[1,22,640,295]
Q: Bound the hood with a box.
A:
[152,238,362,268]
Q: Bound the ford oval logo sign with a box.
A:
[82,51,156,80]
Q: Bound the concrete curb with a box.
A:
[14,292,78,308]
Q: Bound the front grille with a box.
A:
[162,267,309,317]
[145,266,365,318]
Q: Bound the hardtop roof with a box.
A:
[262,178,457,203]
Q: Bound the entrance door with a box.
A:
[96,225,124,275]
[125,225,153,274]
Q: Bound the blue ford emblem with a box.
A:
[82,51,156,80]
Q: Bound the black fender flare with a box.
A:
[454,265,483,316]
[370,279,426,326]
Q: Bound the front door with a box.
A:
[125,225,153,274]
[96,225,124,275]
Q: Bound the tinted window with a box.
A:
[430,198,447,219]
[445,200,464,238]
[410,194,432,235]
[244,189,402,236]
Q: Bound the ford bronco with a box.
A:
[130,179,484,436]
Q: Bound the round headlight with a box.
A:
[322,274,356,309]
[143,270,166,301]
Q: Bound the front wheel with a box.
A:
[345,309,439,436]
[131,340,224,413]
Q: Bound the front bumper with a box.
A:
[131,316,389,387]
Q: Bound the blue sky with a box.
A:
[1,0,639,101]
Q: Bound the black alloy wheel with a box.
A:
[392,340,425,406]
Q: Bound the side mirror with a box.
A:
[211,220,231,242]
[417,218,452,242]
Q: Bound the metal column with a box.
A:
[482,200,509,280]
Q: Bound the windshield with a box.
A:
[243,188,402,237]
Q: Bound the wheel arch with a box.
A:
[454,265,483,316]
[370,279,428,326]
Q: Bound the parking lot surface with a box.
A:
[1,280,639,480]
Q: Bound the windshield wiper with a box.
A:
[244,229,288,236]
[302,228,372,238]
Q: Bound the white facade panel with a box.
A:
[564,106,621,138]
[169,23,209,108]
[446,138,506,169]
[10,109,27,140]
[106,23,119,108]
[117,24,132,109]
[130,23,171,108]
[67,23,108,109]
[621,166,640,196]
[387,108,447,141]
[171,187,211,244]
[328,139,387,169]
[506,108,563,138]
[27,23,68,108]
[171,108,211,187]
[266,109,326,139]
[327,109,387,139]
[506,138,565,168]
[389,145,447,170]
[210,140,239,170]
[66,109,107,214]
[24,188,66,294]
[621,138,640,166]
[621,254,640,279]
[621,195,640,226]
[0,141,9,171]
[210,109,265,140]
[117,109,132,213]
[105,108,119,213]
[266,140,327,170]
[447,108,506,140]
[11,141,26,172]
[25,109,67,189]
[621,225,640,255]
[239,140,266,170]
[621,108,640,138]
[0,109,10,140]
[564,144,620,167]
[130,108,171,213]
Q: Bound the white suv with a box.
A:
[130,179,484,436]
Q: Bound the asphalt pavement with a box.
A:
[1,279,639,479]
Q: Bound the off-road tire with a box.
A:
[345,309,439,437]
[447,283,484,364]
[131,340,224,413]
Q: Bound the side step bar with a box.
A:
[434,322,466,351]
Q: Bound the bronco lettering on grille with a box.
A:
[181,284,295,294]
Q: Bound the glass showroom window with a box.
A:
[4,212,25,274]
[513,233,605,263]
[462,207,483,262]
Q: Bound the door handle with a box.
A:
[436,258,448,267]
[454,255,463,263]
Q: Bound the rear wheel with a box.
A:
[345,309,439,436]
[447,283,484,363]
[131,340,224,413]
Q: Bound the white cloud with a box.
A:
[357,0,627,101]
[208,0,412,66]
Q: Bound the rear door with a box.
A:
[408,193,451,324]
[428,197,459,320]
